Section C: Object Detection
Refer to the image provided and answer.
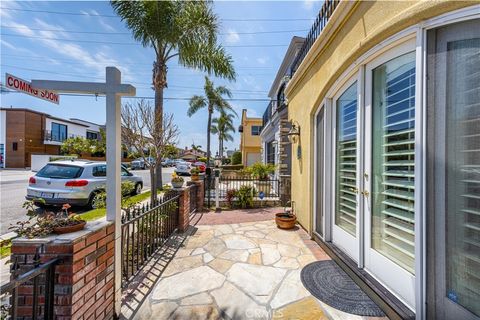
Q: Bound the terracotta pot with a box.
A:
[191,175,199,181]
[275,213,296,229]
[53,221,86,234]
[172,180,184,188]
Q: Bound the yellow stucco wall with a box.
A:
[286,0,476,232]
[240,110,262,165]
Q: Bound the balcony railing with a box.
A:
[43,130,82,142]
[290,0,340,76]
[262,99,288,129]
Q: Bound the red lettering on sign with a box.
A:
[4,73,59,104]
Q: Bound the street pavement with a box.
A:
[0,167,180,236]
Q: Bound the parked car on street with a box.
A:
[174,161,192,176]
[192,161,206,173]
[26,160,143,208]
[161,159,175,167]
[131,157,155,170]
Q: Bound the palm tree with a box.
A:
[188,76,236,167]
[111,0,236,190]
[211,112,236,159]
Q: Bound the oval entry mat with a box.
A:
[300,261,386,317]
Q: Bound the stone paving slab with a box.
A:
[131,209,389,320]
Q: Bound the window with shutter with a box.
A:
[371,52,416,273]
[335,82,358,236]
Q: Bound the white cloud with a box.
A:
[256,57,269,65]
[225,29,240,44]
[1,39,16,50]
[89,10,117,32]
[303,0,315,10]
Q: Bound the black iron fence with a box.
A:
[189,184,198,217]
[0,253,60,320]
[121,193,179,284]
[290,0,340,76]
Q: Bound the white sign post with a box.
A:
[32,67,135,317]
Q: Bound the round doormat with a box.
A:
[300,260,386,317]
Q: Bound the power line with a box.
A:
[0,64,270,94]
[3,91,271,102]
[1,33,288,47]
[0,7,314,21]
[0,53,276,70]
[0,25,309,36]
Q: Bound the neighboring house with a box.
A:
[178,147,207,161]
[260,36,304,178]
[238,109,262,166]
[286,2,479,320]
[0,107,102,168]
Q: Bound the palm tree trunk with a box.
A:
[150,166,156,204]
[154,57,165,197]
[219,137,223,159]
[207,106,213,168]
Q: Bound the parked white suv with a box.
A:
[174,161,192,176]
[26,160,143,208]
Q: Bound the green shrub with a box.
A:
[92,180,136,209]
[221,164,244,171]
[245,162,276,180]
[198,156,207,163]
[236,185,256,209]
[231,151,242,165]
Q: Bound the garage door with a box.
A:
[246,153,261,166]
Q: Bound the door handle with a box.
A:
[349,187,358,194]
[361,190,370,197]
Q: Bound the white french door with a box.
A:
[363,40,417,309]
[332,78,361,262]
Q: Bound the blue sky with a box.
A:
[0,0,321,153]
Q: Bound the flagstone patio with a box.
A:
[123,208,388,320]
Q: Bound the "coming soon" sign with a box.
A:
[5,73,60,105]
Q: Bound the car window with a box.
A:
[37,164,83,179]
[92,165,107,177]
[121,168,130,176]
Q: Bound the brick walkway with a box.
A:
[194,207,279,225]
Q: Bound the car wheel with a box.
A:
[87,191,101,210]
[134,183,142,195]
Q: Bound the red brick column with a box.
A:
[167,185,193,232]
[187,179,204,212]
[10,220,115,320]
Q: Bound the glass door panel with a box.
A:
[335,83,358,236]
[315,108,325,237]
[371,52,416,274]
[445,36,480,318]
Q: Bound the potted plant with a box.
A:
[275,201,296,229]
[171,172,185,188]
[246,162,276,195]
[51,204,87,234]
[11,201,86,238]
[190,167,200,181]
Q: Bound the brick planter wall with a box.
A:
[167,179,204,233]
[10,220,115,320]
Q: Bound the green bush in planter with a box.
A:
[245,162,276,180]
[231,151,242,165]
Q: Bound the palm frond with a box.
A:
[188,95,207,116]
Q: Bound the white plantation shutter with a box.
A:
[336,83,358,236]
[372,52,416,273]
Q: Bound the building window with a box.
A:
[51,122,67,142]
[277,83,286,109]
[251,125,262,136]
[12,142,18,151]
[266,141,276,164]
[86,131,98,140]
[371,51,416,273]
[0,144,4,168]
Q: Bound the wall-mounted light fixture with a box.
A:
[287,121,300,144]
